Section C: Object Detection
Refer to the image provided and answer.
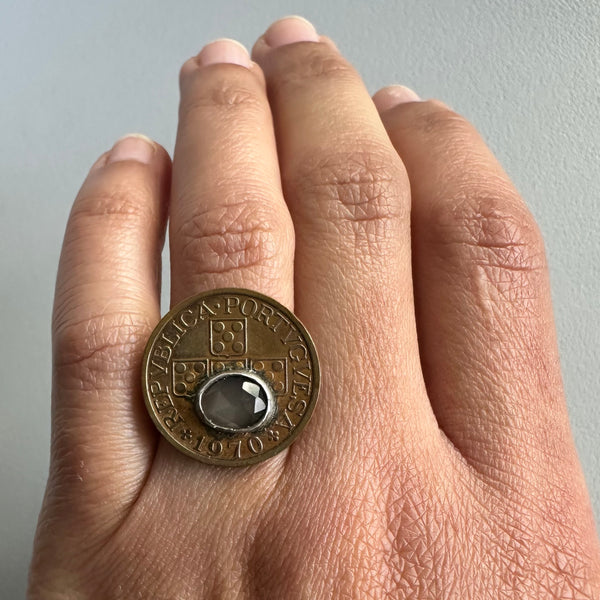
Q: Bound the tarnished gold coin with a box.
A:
[141,288,320,466]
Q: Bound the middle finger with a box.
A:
[253,19,435,452]
[170,39,294,308]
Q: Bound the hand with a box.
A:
[28,16,600,599]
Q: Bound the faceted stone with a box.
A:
[199,374,269,430]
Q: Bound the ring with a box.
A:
[141,288,320,466]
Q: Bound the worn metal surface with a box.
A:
[142,288,320,466]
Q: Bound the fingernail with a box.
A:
[372,85,421,112]
[263,16,319,48]
[197,38,251,68]
[107,134,156,165]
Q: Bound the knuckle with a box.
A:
[432,188,546,278]
[270,45,355,92]
[175,200,290,276]
[71,186,155,231]
[179,65,265,122]
[290,145,408,241]
[53,311,152,391]
[413,101,476,139]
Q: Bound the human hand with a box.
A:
[28,16,600,598]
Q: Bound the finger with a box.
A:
[375,88,568,475]
[51,135,170,522]
[170,39,294,309]
[252,19,436,456]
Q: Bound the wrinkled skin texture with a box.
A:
[29,18,600,600]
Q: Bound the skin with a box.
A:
[28,17,600,600]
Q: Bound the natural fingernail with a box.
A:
[107,134,156,165]
[197,38,251,68]
[372,85,421,112]
[263,16,319,48]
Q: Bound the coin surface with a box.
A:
[141,288,320,466]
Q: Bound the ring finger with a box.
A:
[151,41,295,478]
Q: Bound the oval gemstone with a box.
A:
[199,373,269,430]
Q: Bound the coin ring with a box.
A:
[141,288,320,466]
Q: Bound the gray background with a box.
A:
[1,0,598,596]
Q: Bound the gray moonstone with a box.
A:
[200,374,268,430]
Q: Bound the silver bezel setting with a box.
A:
[195,369,276,434]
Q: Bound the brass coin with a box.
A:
[141,288,320,466]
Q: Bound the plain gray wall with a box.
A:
[1,0,598,596]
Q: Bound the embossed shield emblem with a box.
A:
[171,359,208,397]
[210,318,247,357]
